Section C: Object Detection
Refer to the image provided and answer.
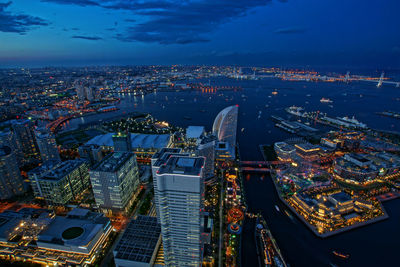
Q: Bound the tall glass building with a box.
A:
[35,128,61,163]
[154,156,205,266]
[212,105,238,158]
[151,148,186,223]
[28,159,90,205]
[12,119,40,163]
[89,152,139,215]
[0,146,26,199]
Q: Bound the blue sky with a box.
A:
[0,0,399,68]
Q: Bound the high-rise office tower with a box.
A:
[0,146,26,199]
[151,148,188,222]
[35,128,61,163]
[112,132,132,152]
[28,159,90,205]
[212,105,238,159]
[154,155,205,266]
[12,119,40,163]
[89,152,139,215]
[76,83,86,102]
[0,130,23,166]
[86,86,96,101]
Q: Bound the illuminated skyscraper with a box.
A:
[154,156,205,266]
[0,130,23,166]
[35,128,61,163]
[89,152,139,215]
[28,159,90,205]
[151,148,187,222]
[212,105,238,158]
[12,119,40,163]
[0,146,26,199]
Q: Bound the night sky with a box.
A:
[1,0,399,68]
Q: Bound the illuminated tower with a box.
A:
[154,156,205,266]
[35,128,61,163]
[0,146,26,199]
[12,119,40,163]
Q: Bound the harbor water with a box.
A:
[63,76,400,267]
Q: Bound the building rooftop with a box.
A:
[295,143,320,152]
[37,208,110,254]
[152,147,181,160]
[29,159,86,181]
[275,142,296,153]
[154,152,189,167]
[86,133,171,149]
[346,153,370,163]
[186,126,205,139]
[330,192,352,203]
[92,152,134,173]
[158,156,204,176]
[114,215,161,264]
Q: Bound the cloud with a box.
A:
[0,1,49,34]
[42,0,273,44]
[71,35,102,40]
[41,0,100,7]
[274,27,306,34]
[124,18,136,23]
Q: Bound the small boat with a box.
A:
[284,210,294,221]
[275,205,280,212]
[241,128,245,132]
[272,91,278,95]
[320,98,333,103]
[332,250,350,259]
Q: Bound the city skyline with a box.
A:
[0,0,399,68]
[0,1,400,266]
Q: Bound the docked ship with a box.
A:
[285,106,306,117]
[255,214,288,267]
[339,116,367,129]
[319,115,368,129]
[320,98,333,103]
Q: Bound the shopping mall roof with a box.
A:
[186,126,205,139]
[86,133,171,149]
